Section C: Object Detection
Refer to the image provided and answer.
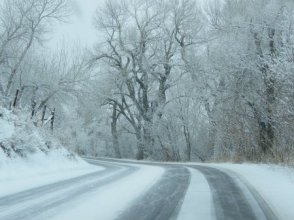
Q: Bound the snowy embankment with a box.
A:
[0,106,101,196]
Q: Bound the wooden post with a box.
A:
[41,105,47,123]
[50,108,55,131]
[13,89,19,108]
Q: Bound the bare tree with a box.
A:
[0,0,71,98]
[91,0,205,160]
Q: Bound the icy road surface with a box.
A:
[0,158,286,220]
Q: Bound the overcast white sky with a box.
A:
[50,0,208,50]
[50,0,105,49]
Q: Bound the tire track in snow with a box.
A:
[116,166,190,220]
[85,158,278,220]
[190,165,277,220]
[215,167,279,220]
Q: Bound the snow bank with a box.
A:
[0,106,101,196]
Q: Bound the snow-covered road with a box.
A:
[1,158,292,220]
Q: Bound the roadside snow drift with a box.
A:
[0,106,101,196]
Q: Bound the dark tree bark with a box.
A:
[183,124,191,161]
[111,103,121,158]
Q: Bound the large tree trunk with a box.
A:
[0,79,3,95]
[183,125,191,161]
[135,116,144,160]
[252,27,276,155]
[204,101,217,158]
[136,131,144,160]
[258,121,274,154]
[111,103,121,158]
[142,120,155,157]
[258,74,275,154]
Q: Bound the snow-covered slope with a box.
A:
[0,106,100,195]
[0,106,72,160]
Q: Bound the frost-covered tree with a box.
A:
[205,0,294,162]
[91,0,205,160]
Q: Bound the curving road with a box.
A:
[0,158,278,220]
[188,165,278,220]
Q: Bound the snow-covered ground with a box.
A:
[177,168,213,220]
[49,163,164,220]
[0,154,101,197]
